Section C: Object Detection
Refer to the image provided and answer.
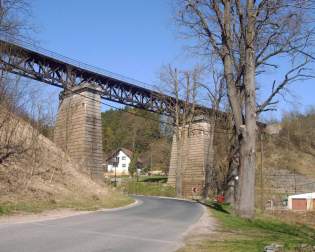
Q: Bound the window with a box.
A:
[122,164,126,168]
[122,156,126,160]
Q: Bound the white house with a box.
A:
[288,192,315,211]
[105,148,142,175]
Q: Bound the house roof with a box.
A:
[120,148,133,159]
[288,192,315,199]
[105,148,143,163]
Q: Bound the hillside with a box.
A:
[257,135,315,194]
[0,110,132,214]
[255,111,315,203]
[100,107,315,196]
[101,108,171,172]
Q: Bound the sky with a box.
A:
[31,0,184,87]
[25,0,315,120]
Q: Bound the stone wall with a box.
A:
[54,84,103,181]
[263,168,315,195]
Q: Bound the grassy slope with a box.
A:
[0,191,133,216]
[178,202,315,252]
[259,136,315,180]
[118,177,176,197]
[0,118,133,216]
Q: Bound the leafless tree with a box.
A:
[0,0,38,165]
[160,65,201,197]
[175,0,315,218]
[198,62,226,199]
[0,0,34,40]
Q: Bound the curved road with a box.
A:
[0,196,204,252]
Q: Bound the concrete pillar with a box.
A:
[54,83,103,181]
[167,117,213,198]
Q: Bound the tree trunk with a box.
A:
[237,0,257,218]
[203,116,216,199]
[222,0,242,207]
[224,142,239,205]
[175,131,183,197]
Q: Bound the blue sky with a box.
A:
[28,0,314,120]
[32,0,182,85]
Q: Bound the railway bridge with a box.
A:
[0,38,225,197]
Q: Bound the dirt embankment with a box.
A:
[256,135,315,197]
[0,112,132,214]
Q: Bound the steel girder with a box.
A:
[0,39,198,116]
[0,39,226,122]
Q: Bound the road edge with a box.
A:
[0,198,141,226]
[175,203,218,251]
[129,194,197,203]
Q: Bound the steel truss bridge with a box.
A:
[0,38,217,118]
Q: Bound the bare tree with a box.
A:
[199,62,226,199]
[175,0,315,218]
[0,0,33,40]
[0,0,36,165]
[160,65,200,197]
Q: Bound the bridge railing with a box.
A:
[0,33,157,91]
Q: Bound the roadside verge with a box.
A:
[0,198,140,225]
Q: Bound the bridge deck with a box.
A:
[0,38,212,117]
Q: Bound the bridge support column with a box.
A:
[54,83,103,181]
[167,117,214,198]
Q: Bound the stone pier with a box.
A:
[54,83,103,181]
[167,117,214,198]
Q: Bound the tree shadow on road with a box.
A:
[197,200,230,214]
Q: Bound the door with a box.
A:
[292,199,307,210]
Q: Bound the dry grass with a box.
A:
[260,135,315,180]
[263,210,315,229]
[0,115,133,215]
[0,191,133,215]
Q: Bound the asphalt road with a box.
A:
[0,196,204,252]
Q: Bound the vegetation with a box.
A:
[119,178,176,198]
[128,152,139,177]
[280,109,315,157]
[175,0,315,218]
[255,109,315,203]
[139,175,168,183]
[101,108,171,173]
[178,202,315,252]
[0,192,133,216]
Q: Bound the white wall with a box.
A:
[107,150,131,174]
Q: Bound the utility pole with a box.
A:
[293,168,297,193]
[260,132,264,211]
[113,157,118,187]
[114,164,117,187]
[150,147,153,171]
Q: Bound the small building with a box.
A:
[288,192,315,211]
[105,148,142,175]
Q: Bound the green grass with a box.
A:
[121,179,176,197]
[138,175,168,183]
[0,192,134,216]
[178,202,315,252]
